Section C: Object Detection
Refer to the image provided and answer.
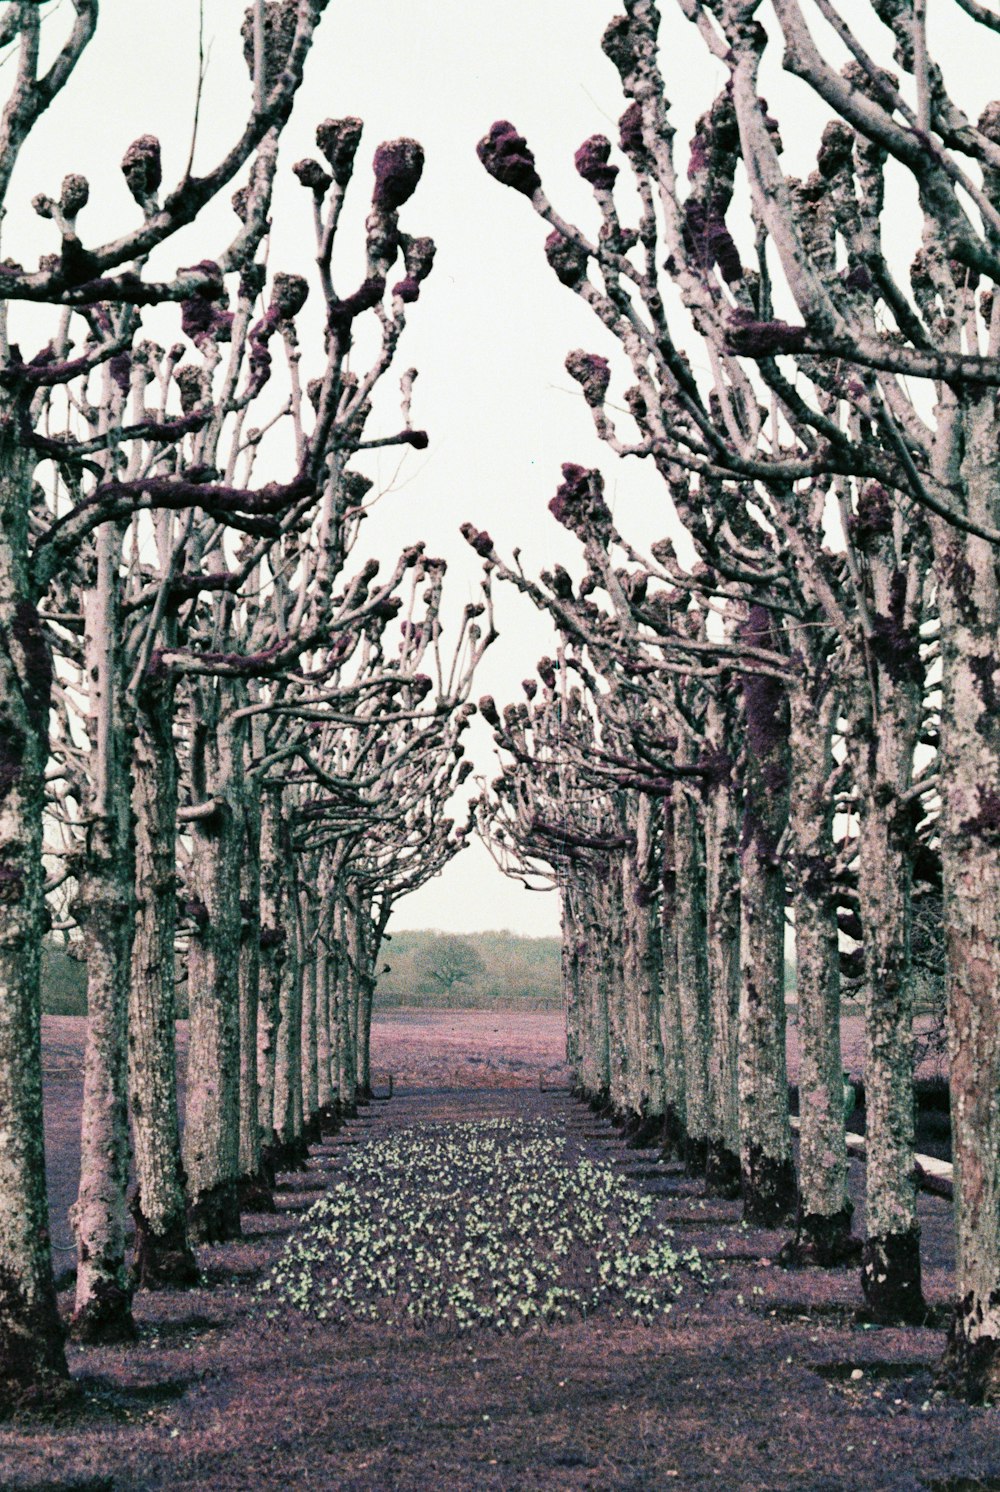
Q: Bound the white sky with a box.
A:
[10,1,995,935]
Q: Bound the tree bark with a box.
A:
[738,616,797,1225]
[935,408,1000,1399]
[299,888,319,1131]
[256,785,287,1169]
[315,918,334,1119]
[674,779,710,1172]
[704,696,742,1196]
[358,970,374,1100]
[783,677,856,1265]
[329,921,343,1112]
[560,892,581,1073]
[658,793,687,1155]
[853,702,924,1320]
[237,777,272,1211]
[183,708,244,1243]
[621,793,666,1139]
[71,846,134,1340]
[600,859,630,1120]
[0,433,66,1398]
[338,895,360,1113]
[356,895,385,1102]
[273,861,305,1165]
[129,675,196,1288]
[356,895,380,1110]
[70,522,136,1341]
[574,878,610,1104]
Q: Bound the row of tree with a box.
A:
[0,2,489,1404]
[469,0,1000,1404]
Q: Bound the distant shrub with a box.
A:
[411,933,485,995]
[41,937,88,1015]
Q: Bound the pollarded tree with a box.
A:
[477,650,668,1131]
[535,0,992,1378]
[48,134,312,1330]
[468,508,803,1223]
[286,579,493,1110]
[474,3,949,1311]
[37,90,436,1338]
[477,690,620,1111]
[679,0,1000,1393]
[0,0,331,1395]
[223,542,492,1157]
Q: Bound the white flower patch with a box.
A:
[260,1117,706,1331]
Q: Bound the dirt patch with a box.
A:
[369,1007,570,1091]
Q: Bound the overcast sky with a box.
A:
[11,1,994,936]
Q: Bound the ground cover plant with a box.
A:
[260,1118,706,1331]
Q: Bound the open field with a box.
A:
[4,1010,994,1491]
[38,1007,948,1263]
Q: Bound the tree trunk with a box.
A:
[256,786,287,1169]
[738,618,797,1225]
[300,890,319,1133]
[70,524,136,1342]
[784,678,856,1265]
[331,907,346,1121]
[621,793,666,1139]
[601,860,630,1120]
[183,710,244,1243]
[273,867,305,1166]
[560,892,581,1073]
[619,815,644,1123]
[703,697,742,1196]
[329,923,343,1111]
[339,897,360,1113]
[575,879,609,1104]
[0,437,66,1397]
[315,915,334,1119]
[854,722,924,1320]
[934,414,1000,1399]
[674,779,710,1172]
[129,677,196,1287]
[358,898,384,1101]
[352,897,376,1102]
[358,973,374,1099]
[658,793,687,1155]
[71,844,134,1340]
[237,779,272,1211]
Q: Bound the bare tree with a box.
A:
[679,0,1000,1393]
[0,0,333,1397]
[472,0,948,1306]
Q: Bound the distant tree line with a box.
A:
[43,929,563,1014]
[376,930,562,1008]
